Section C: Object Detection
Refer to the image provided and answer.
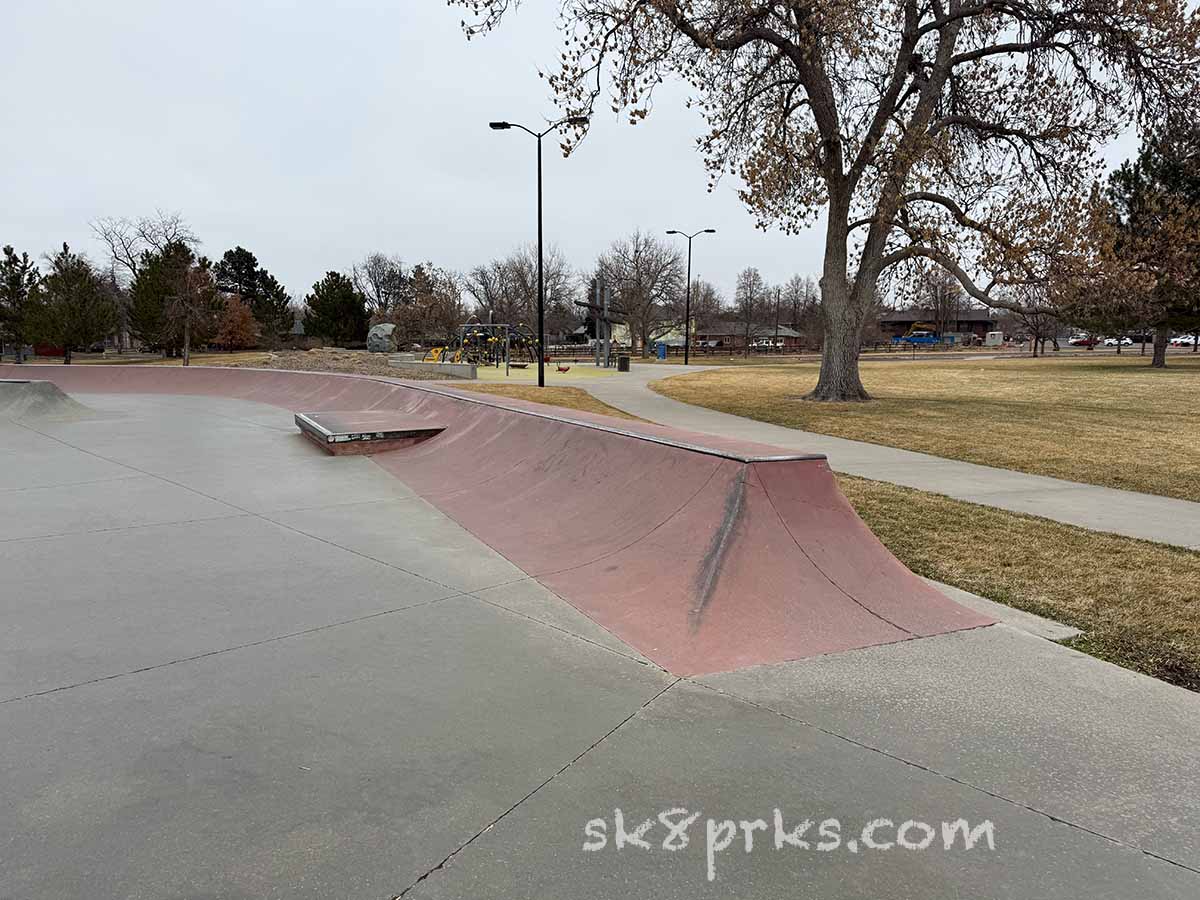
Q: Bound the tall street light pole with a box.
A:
[490,115,588,387]
[666,228,716,365]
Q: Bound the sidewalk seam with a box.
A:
[693,678,1200,876]
[392,677,681,899]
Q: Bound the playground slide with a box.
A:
[0,364,992,675]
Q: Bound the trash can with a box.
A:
[617,354,630,372]
[656,342,667,360]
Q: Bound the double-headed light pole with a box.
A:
[489,114,589,387]
[666,228,716,365]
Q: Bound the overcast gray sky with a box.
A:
[3,1,1137,303]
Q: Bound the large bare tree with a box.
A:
[92,211,199,283]
[908,263,969,338]
[452,0,1200,399]
[465,244,576,330]
[734,266,767,355]
[597,230,684,354]
[781,273,822,348]
[683,277,725,332]
[352,252,409,318]
[393,264,467,344]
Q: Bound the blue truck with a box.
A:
[892,328,940,346]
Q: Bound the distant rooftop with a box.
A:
[880,306,997,323]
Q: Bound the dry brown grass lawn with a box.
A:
[633,347,1008,367]
[139,351,273,367]
[841,474,1200,690]
[455,384,643,421]
[654,354,1200,500]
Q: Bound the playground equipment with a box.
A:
[423,318,540,374]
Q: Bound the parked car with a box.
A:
[1068,334,1100,346]
[1170,334,1197,347]
[1103,337,1133,346]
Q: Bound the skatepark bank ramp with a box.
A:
[0,378,93,420]
[0,364,992,674]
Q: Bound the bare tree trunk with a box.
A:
[807,205,870,402]
[809,314,869,400]
[1193,330,1198,352]
[63,347,72,365]
[1152,323,1169,368]
[183,319,191,367]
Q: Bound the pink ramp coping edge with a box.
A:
[2,364,994,675]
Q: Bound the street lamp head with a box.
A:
[489,121,512,130]
[666,230,679,235]
[704,228,716,234]
[566,115,589,126]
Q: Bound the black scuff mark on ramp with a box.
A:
[689,466,747,632]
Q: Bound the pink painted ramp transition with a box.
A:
[1,364,993,674]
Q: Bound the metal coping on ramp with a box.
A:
[0,363,995,675]
[389,379,830,465]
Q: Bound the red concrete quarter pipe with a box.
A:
[1,364,992,674]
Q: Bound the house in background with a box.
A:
[693,319,805,350]
[878,306,998,342]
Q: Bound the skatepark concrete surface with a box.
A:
[1,368,1198,899]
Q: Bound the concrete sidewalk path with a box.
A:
[576,364,1200,550]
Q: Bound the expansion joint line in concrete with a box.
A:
[0,472,145,495]
[0,511,253,545]
[690,679,1200,878]
[0,594,459,706]
[392,678,682,899]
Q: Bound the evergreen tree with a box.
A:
[303,272,368,345]
[129,242,193,352]
[214,246,260,300]
[1071,121,1200,368]
[129,242,221,359]
[0,245,40,362]
[33,244,116,364]
[215,246,293,347]
[254,271,293,348]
